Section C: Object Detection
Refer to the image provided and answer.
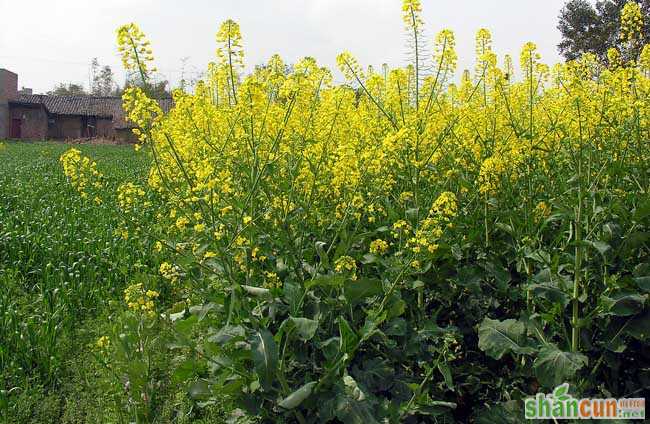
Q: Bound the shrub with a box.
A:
[63,1,650,421]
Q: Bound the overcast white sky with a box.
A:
[0,0,568,94]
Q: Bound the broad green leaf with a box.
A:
[602,292,647,316]
[477,318,533,359]
[384,318,407,336]
[289,316,319,341]
[625,310,650,341]
[173,358,199,383]
[188,303,217,321]
[251,330,278,390]
[339,317,359,355]
[188,379,211,400]
[344,278,383,303]
[306,274,346,289]
[320,337,341,360]
[334,392,380,424]
[456,265,483,293]
[278,381,317,409]
[586,240,611,256]
[474,401,523,424]
[351,357,394,392]
[634,276,650,293]
[533,345,587,388]
[209,325,245,345]
[528,283,570,307]
[360,253,378,265]
[174,315,198,336]
[386,297,407,319]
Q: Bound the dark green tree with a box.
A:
[47,83,87,96]
[558,0,650,61]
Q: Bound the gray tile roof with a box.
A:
[11,94,172,129]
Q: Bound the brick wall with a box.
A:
[96,118,115,139]
[0,69,18,139]
[60,116,83,139]
[10,105,47,140]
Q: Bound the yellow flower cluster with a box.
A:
[430,192,458,219]
[117,182,146,212]
[408,192,458,255]
[534,201,552,221]
[159,262,181,284]
[122,87,163,144]
[117,23,157,75]
[96,335,110,350]
[621,1,644,42]
[124,283,159,314]
[335,256,357,280]
[59,148,103,200]
[99,0,650,303]
[369,239,390,255]
[263,271,282,289]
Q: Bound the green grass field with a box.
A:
[0,141,143,422]
[0,141,225,423]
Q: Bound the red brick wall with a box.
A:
[10,105,47,140]
[0,69,18,101]
[0,69,18,139]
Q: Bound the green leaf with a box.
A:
[188,379,211,400]
[533,345,587,388]
[477,318,534,360]
[174,315,198,336]
[250,330,278,390]
[586,240,611,256]
[437,362,454,390]
[474,401,523,424]
[188,303,217,321]
[334,392,380,424]
[173,358,199,383]
[360,253,378,265]
[634,277,650,293]
[209,325,246,345]
[344,278,383,303]
[289,317,319,341]
[384,318,407,336]
[528,283,570,307]
[625,310,650,341]
[339,317,359,355]
[306,274,346,289]
[386,297,407,319]
[602,292,647,316]
[278,381,317,410]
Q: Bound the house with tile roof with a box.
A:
[0,68,171,141]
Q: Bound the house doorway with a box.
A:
[10,118,21,138]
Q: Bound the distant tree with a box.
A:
[48,83,87,96]
[558,0,650,61]
[118,76,171,98]
[90,58,116,96]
